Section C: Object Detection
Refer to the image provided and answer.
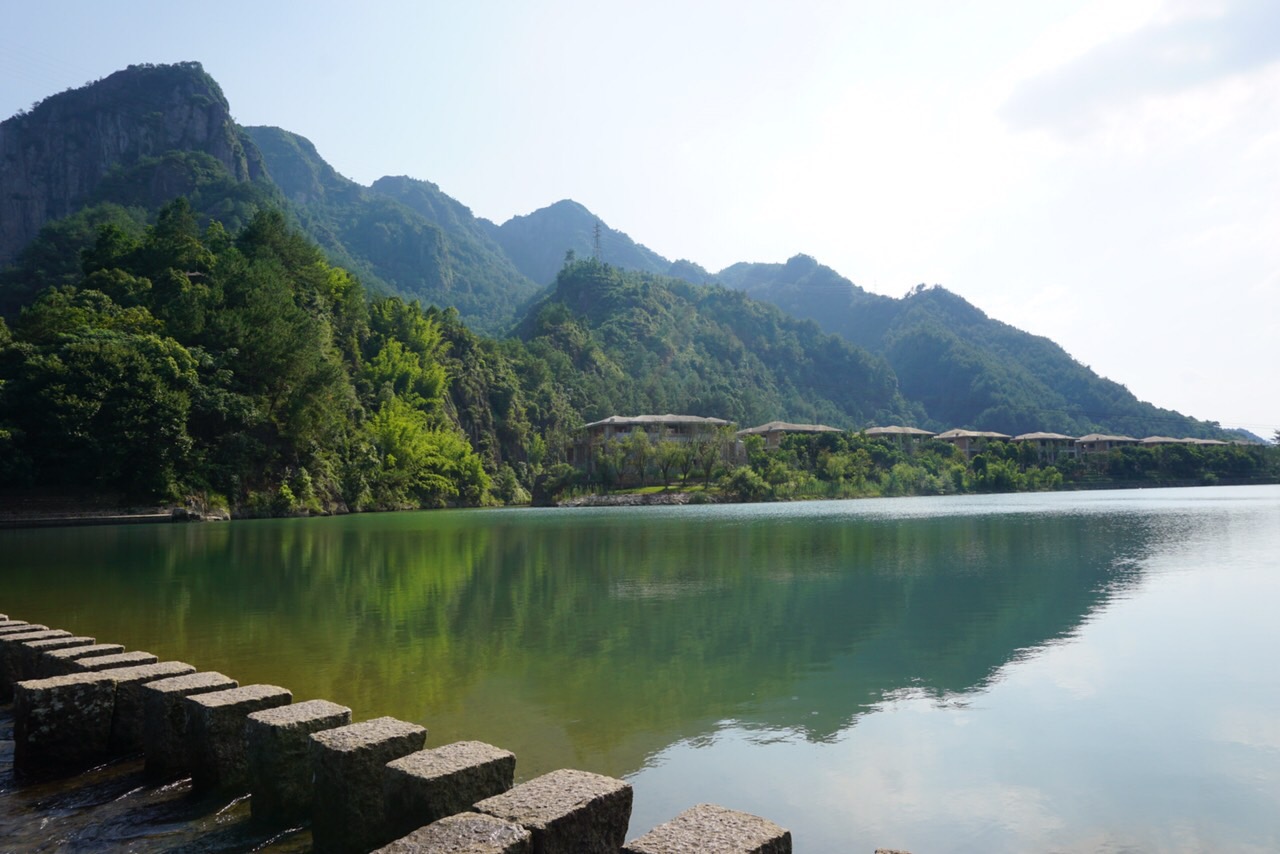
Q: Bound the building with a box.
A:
[1075,433,1138,454]
[1012,431,1078,462]
[570,414,733,468]
[864,426,936,448]
[934,429,1011,459]
[737,421,842,450]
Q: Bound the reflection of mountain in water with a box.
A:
[1,504,1159,777]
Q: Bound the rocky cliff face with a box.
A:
[0,62,264,263]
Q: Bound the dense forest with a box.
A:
[0,63,1274,516]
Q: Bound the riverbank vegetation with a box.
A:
[548,430,1277,505]
[1,202,1276,518]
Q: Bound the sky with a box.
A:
[2,0,1277,438]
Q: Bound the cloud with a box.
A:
[1002,0,1280,134]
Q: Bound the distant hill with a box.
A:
[245,127,540,332]
[514,259,919,428]
[715,255,1227,438]
[494,199,673,285]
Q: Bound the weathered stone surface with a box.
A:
[475,768,633,854]
[0,628,69,645]
[37,643,127,677]
[310,716,427,854]
[372,812,532,853]
[71,650,159,672]
[0,630,73,699]
[13,672,117,768]
[246,698,352,823]
[18,636,95,684]
[622,803,792,854]
[141,671,238,777]
[105,661,199,752]
[0,621,41,634]
[384,741,516,839]
[186,684,292,792]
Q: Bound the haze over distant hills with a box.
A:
[0,61,1237,440]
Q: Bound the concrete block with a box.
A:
[72,650,159,672]
[475,768,633,854]
[373,812,532,853]
[310,716,427,854]
[186,684,292,792]
[13,672,118,768]
[105,661,199,752]
[384,741,516,839]
[246,698,352,823]
[141,671,238,777]
[37,643,126,677]
[622,803,792,854]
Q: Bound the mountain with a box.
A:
[244,127,540,333]
[715,255,1227,438]
[494,200,674,285]
[513,259,918,429]
[0,62,267,265]
[0,62,1239,441]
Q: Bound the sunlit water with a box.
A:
[2,485,1278,851]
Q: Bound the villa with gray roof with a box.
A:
[737,421,841,449]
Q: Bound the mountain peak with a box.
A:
[1,61,262,263]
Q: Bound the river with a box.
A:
[2,485,1278,851]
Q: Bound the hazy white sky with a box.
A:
[2,1,1277,437]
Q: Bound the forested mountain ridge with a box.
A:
[244,127,541,333]
[0,61,1245,455]
[715,255,1229,438]
[514,260,918,429]
[494,199,678,285]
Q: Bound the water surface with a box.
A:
[2,485,1278,851]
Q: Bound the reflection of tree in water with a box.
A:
[2,506,1161,778]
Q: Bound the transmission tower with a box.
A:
[592,220,602,262]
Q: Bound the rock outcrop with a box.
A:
[0,62,264,263]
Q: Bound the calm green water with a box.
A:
[3,485,1279,851]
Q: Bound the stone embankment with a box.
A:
[0,612,793,853]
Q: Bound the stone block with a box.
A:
[0,630,72,700]
[13,672,118,769]
[373,812,532,853]
[141,671,238,777]
[622,803,792,854]
[384,741,516,839]
[37,643,127,677]
[19,636,95,684]
[185,684,292,792]
[72,650,159,672]
[246,698,352,823]
[310,716,427,854]
[104,661,198,752]
[475,768,633,854]
[0,620,42,634]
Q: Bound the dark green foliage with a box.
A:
[0,200,491,513]
[0,204,149,317]
[244,127,540,332]
[515,260,918,429]
[716,257,1232,439]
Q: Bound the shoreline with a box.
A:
[3,477,1275,530]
